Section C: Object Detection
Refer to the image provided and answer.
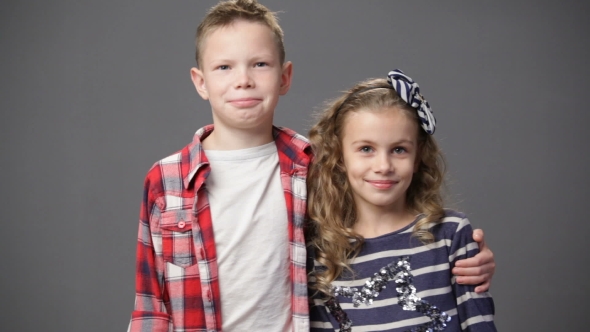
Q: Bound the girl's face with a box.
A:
[341,107,419,215]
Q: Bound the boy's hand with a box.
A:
[452,229,495,293]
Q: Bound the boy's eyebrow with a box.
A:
[206,53,278,65]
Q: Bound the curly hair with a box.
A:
[195,0,285,67]
[307,78,446,297]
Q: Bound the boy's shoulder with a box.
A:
[143,125,214,197]
[149,125,211,168]
[273,125,310,151]
[273,125,309,145]
[143,125,311,192]
[272,125,312,165]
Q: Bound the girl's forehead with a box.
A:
[344,106,410,122]
[341,108,419,140]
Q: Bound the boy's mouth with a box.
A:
[229,98,262,108]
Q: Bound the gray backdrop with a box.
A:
[2,1,588,331]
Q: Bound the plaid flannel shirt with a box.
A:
[128,125,311,332]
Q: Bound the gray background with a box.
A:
[2,1,588,331]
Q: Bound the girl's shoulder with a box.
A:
[429,208,473,237]
[422,208,469,227]
[441,208,468,220]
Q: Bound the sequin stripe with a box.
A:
[327,257,450,332]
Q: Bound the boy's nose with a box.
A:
[234,69,255,89]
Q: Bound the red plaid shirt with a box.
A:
[128,125,312,332]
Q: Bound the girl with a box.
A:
[307,70,496,331]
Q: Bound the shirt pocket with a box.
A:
[160,210,197,268]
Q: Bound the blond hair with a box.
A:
[195,0,285,67]
[307,78,446,297]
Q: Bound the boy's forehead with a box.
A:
[200,20,280,58]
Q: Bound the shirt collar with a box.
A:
[182,125,311,189]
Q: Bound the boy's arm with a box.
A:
[452,229,496,293]
[450,220,497,331]
[128,176,172,332]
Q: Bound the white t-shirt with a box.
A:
[205,142,292,331]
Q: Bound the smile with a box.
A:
[365,180,397,189]
[229,98,262,108]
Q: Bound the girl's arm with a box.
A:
[452,229,495,293]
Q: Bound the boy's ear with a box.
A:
[190,67,209,100]
[279,61,293,95]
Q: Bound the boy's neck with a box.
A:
[202,125,274,150]
[353,205,416,239]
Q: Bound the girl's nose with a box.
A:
[374,153,393,173]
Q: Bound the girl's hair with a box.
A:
[307,78,446,297]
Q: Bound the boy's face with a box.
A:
[191,20,292,133]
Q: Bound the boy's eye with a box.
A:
[254,62,268,67]
[218,65,230,70]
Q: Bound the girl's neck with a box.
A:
[353,206,416,239]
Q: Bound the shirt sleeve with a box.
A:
[128,173,172,332]
[449,216,497,332]
[309,299,338,332]
[306,243,337,331]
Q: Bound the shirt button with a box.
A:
[178,221,186,229]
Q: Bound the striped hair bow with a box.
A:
[387,69,436,135]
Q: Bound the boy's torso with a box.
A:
[145,125,311,331]
[205,141,291,330]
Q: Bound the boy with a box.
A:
[128,1,495,331]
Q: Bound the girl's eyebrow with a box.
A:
[349,139,375,145]
[350,139,415,145]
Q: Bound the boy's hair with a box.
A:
[307,78,446,297]
[195,0,286,67]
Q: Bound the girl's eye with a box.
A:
[393,147,407,154]
[360,146,373,153]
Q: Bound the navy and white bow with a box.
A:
[387,69,436,135]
